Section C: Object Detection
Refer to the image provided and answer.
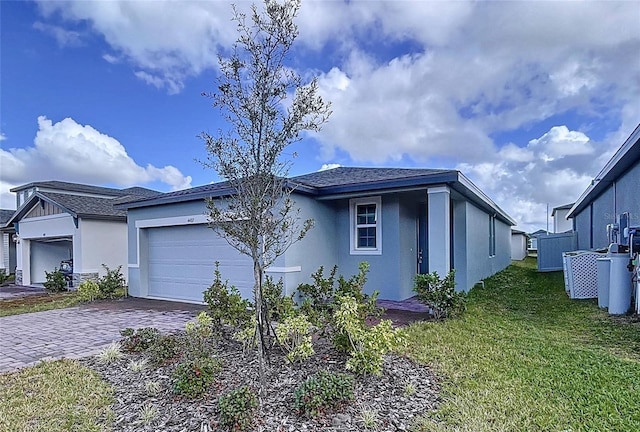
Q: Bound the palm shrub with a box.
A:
[413,270,466,320]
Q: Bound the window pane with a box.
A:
[357,204,376,225]
[357,227,377,248]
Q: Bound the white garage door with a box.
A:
[147,224,254,303]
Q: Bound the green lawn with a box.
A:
[403,258,640,432]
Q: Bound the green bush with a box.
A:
[147,334,181,366]
[98,264,125,298]
[43,268,67,292]
[203,262,252,329]
[120,327,161,353]
[334,294,400,375]
[172,356,222,398]
[298,262,382,345]
[77,280,101,302]
[263,276,296,322]
[183,312,217,359]
[414,270,466,320]
[294,370,354,418]
[218,386,258,431]
[0,269,8,285]
[275,314,314,364]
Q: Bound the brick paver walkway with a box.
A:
[0,302,201,374]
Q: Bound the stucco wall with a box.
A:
[573,159,639,250]
[454,201,511,292]
[553,209,573,233]
[79,219,128,281]
[511,233,528,260]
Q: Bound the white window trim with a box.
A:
[349,196,382,255]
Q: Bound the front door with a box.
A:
[417,202,428,274]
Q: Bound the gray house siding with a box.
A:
[591,187,614,249]
[454,201,511,292]
[573,159,640,250]
[334,195,407,301]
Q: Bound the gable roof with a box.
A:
[6,182,160,226]
[0,209,14,225]
[9,180,147,197]
[118,167,516,226]
[567,124,640,218]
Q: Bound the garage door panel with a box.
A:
[147,225,253,302]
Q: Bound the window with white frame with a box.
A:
[350,197,382,255]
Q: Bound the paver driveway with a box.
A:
[0,298,205,374]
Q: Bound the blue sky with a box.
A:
[1,0,639,232]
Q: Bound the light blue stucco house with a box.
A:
[118,167,515,304]
[567,124,640,250]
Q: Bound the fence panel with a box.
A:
[537,232,578,272]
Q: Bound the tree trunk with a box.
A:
[254,235,266,396]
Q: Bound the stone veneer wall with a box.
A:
[15,269,22,285]
[71,272,99,289]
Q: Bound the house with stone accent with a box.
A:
[7,181,158,286]
[117,167,515,304]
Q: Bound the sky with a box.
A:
[1,0,639,233]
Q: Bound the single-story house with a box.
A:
[7,181,158,287]
[567,124,639,250]
[0,209,17,275]
[118,167,515,304]
[552,203,574,233]
[511,229,529,261]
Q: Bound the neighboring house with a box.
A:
[118,167,515,304]
[552,203,574,233]
[7,181,158,287]
[511,229,529,261]
[0,209,17,275]
[567,124,640,250]
[528,229,549,251]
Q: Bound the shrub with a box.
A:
[294,370,354,418]
[263,276,297,323]
[203,262,252,329]
[218,386,258,432]
[298,262,382,345]
[98,264,125,298]
[172,356,222,398]
[43,268,67,292]
[334,295,400,375]
[183,312,217,359]
[77,280,101,302]
[233,317,257,354]
[147,334,181,366]
[120,327,161,353]
[0,269,8,285]
[413,270,466,320]
[275,314,314,364]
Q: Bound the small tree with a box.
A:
[200,0,331,393]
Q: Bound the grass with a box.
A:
[0,359,113,431]
[0,287,127,317]
[402,257,640,432]
[0,292,84,317]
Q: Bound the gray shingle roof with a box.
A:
[0,209,15,225]
[292,167,453,188]
[38,192,127,218]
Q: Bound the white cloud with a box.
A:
[0,132,7,141]
[319,163,341,172]
[457,126,604,232]
[102,53,119,64]
[33,21,83,47]
[0,116,192,208]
